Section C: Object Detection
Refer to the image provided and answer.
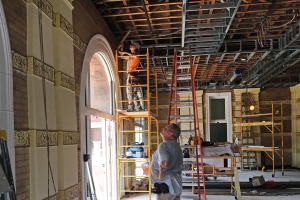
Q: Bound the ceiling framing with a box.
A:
[92,0,300,90]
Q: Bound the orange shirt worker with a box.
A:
[119,41,143,111]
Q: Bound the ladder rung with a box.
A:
[172,86,192,90]
[181,130,195,135]
[183,158,199,162]
[178,64,191,69]
[177,77,191,81]
[176,54,190,58]
[177,105,194,108]
[176,90,192,94]
[176,73,191,77]
[170,114,194,118]
[171,100,193,103]
[176,119,194,123]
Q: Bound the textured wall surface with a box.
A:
[260,88,292,166]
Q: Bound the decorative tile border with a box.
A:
[12,51,28,74]
[64,184,79,200]
[36,130,58,147]
[21,130,80,147]
[27,57,55,83]
[25,0,86,53]
[60,14,73,38]
[63,131,80,145]
[53,13,73,38]
[26,0,53,19]
[61,72,75,91]
[73,33,87,52]
[14,130,30,147]
[56,71,76,91]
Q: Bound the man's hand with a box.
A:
[153,169,160,179]
[158,160,168,180]
[117,44,124,52]
[118,51,132,56]
[160,160,168,168]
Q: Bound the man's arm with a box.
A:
[118,51,132,56]
[159,160,169,179]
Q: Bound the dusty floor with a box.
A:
[122,194,300,200]
[121,169,300,200]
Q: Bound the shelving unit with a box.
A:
[233,102,284,177]
[115,49,159,200]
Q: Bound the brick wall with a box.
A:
[2,0,27,55]
[73,0,117,46]
[3,0,28,128]
[13,70,29,130]
[260,88,292,166]
[74,47,82,133]
[3,0,28,130]
[15,148,30,200]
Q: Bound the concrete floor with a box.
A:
[122,194,300,200]
[122,195,300,200]
[121,169,300,200]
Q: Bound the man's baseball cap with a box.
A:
[131,41,140,50]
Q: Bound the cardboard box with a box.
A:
[251,175,265,186]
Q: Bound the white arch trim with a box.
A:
[0,0,15,179]
[79,34,117,200]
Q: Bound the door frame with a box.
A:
[90,115,115,200]
[79,34,116,200]
[205,92,232,142]
[0,0,15,180]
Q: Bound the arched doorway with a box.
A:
[80,35,116,200]
[0,0,15,176]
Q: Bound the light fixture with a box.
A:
[250,105,255,111]
[229,69,241,83]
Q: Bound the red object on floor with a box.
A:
[264,180,276,189]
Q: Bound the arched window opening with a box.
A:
[80,35,116,200]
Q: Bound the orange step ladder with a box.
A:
[167,48,206,200]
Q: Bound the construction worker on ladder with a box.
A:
[119,41,144,112]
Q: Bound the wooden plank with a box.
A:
[242,113,272,117]
[234,167,242,200]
